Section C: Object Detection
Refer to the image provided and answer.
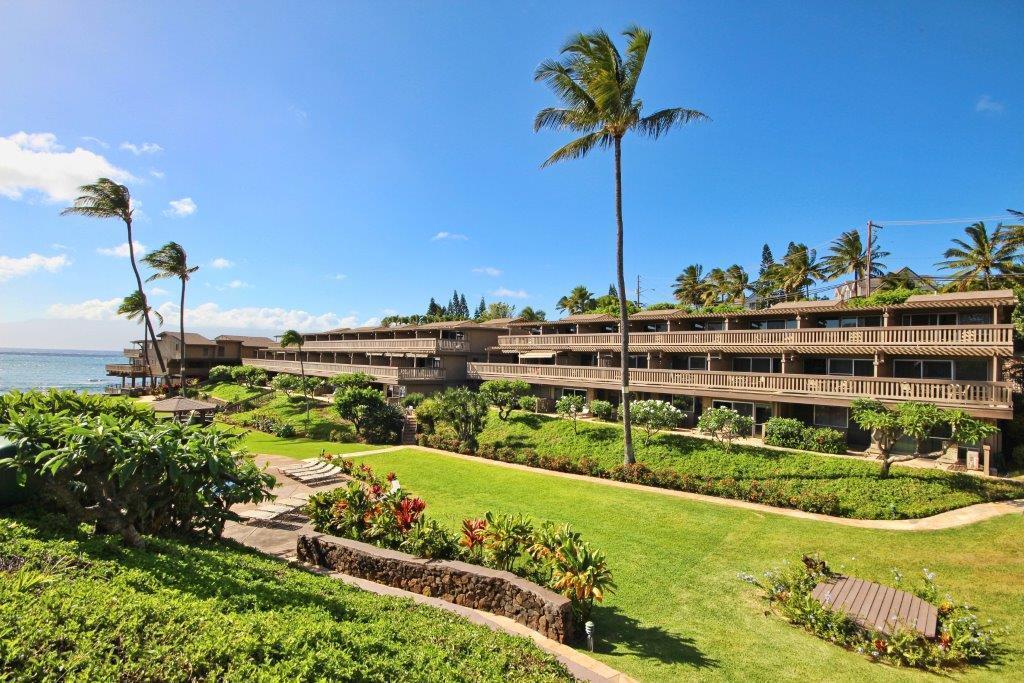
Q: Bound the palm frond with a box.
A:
[635,107,710,138]
[621,25,651,102]
[533,107,599,133]
[540,131,611,168]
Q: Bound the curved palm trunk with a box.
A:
[178,278,187,391]
[615,137,635,465]
[126,220,166,377]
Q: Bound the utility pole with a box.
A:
[865,220,881,296]
[636,275,642,308]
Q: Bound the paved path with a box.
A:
[224,453,633,683]
[369,445,1024,532]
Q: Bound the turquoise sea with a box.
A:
[0,348,123,393]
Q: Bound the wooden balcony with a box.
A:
[496,325,1014,357]
[105,363,150,376]
[122,347,141,357]
[242,358,445,383]
[466,362,1013,417]
[300,338,469,353]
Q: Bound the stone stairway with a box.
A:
[401,413,418,445]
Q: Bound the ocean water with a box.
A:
[0,348,124,393]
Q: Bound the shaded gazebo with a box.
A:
[150,397,218,424]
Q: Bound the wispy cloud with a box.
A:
[97,241,146,258]
[150,169,165,179]
[164,197,197,217]
[210,257,233,269]
[431,231,468,241]
[327,273,347,281]
[81,136,109,149]
[490,287,529,299]
[51,243,68,250]
[0,131,133,202]
[149,287,169,296]
[120,141,163,155]
[46,296,120,320]
[220,279,250,290]
[288,104,308,122]
[0,253,71,282]
[472,266,502,276]
[975,95,1005,114]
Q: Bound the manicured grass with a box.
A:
[213,424,379,459]
[200,381,265,403]
[471,411,1024,519]
[0,513,571,681]
[357,448,1024,682]
[220,392,358,439]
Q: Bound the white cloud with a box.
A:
[222,279,250,290]
[472,266,502,276]
[157,302,361,331]
[975,95,1005,114]
[431,231,468,241]
[0,131,134,202]
[149,287,169,296]
[120,141,163,155]
[327,273,347,281]
[51,243,68,250]
[0,253,71,282]
[490,287,529,299]
[164,197,196,217]
[97,241,146,258]
[210,257,233,269]
[81,136,109,149]
[150,169,165,179]
[288,104,308,122]
[46,296,120,320]
[380,308,399,316]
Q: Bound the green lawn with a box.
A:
[354,448,1024,682]
[0,513,570,681]
[200,381,266,403]
[470,411,1024,519]
[214,424,380,459]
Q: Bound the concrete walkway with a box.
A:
[224,452,633,683]
[377,445,1024,532]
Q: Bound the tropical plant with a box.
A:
[117,289,164,380]
[895,402,945,455]
[271,372,300,397]
[529,523,616,624]
[413,397,441,435]
[722,264,750,305]
[435,388,490,451]
[937,222,1023,291]
[142,242,198,388]
[207,365,233,383]
[477,301,517,321]
[850,399,907,478]
[630,399,682,445]
[518,306,547,322]
[231,365,267,388]
[555,285,596,315]
[779,242,827,298]
[279,329,309,422]
[943,409,997,456]
[481,511,534,573]
[518,395,539,413]
[400,392,426,409]
[822,229,889,293]
[61,179,167,375]
[673,264,706,308]
[329,372,376,390]
[696,407,753,449]
[555,394,586,434]
[535,25,708,465]
[0,390,272,547]
[588,399,615,421]
[479,379,531,420]
[763,417,806,449]
[334,386,389,438]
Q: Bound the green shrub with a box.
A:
[401,392,426,409]
[589,399,615,421]
[518,395,539,413]
[230,365,267,388]
[479,380,531,420]
[697,407,753,449]
[436,388,489,451]
[630,400,683,445]
[329,372,376,390]
[271,372,300,395]
[273,422,296,438]
[846,287,925,308]
[555,395,586,434]
[414,397,441,435]
[802,427,846,454]
[0,390,273,547]
[207,365,233,383]
[763,417,806,449]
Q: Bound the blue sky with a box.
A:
[1,1,1021,349]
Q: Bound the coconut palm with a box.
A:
[821,229,889,293]
[61,179,166,376]
[1006,209,1024,250]
[519,306,547,322]
[534,26,708,464]
[723,265,750,306]
[936,222,1023,291]
[117,290,164,383]
[143,242,198,389]
[700,268,728,307]
[673,264,706,308]
[779,243,827,298]
[555,286,596,315]
[279,329,309,422]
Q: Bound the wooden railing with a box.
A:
[243,358,445,382]
[301,338,469,352]
[496,325,1014,351]
[466,363,1012,409]
[105,363,149,375]
[122,347,141,357]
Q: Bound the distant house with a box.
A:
[106,332,275,388]
[833,267,938,301]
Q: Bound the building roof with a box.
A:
[214,334,276,347]
[157,331,216,346]
[150,396,218,413]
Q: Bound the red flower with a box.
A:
[393,496,426,531]
[460,518,487,549]
[385,471,397,482]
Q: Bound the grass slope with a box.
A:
[475,412,1023,519]
[357,448,1024,683]
[201,381,266,403]
[0,513,571,682]
[214,424,379,459]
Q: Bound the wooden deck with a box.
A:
[811,576,938,638]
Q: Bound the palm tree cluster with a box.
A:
[937,221,1023,292]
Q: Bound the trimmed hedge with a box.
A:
[764,417,846,454]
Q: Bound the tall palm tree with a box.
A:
[117,290,164,383]
[673,264,706,308]
[535,26,708,465]
[937,222,1023,291]
[278,329,309,422]
[519,306,547,322]
[555,285,597,315]
[723,264,750,306]
[821,229,889,294]
[701,267,728,307]
[143,242,198,389]
[1006,209,1024,250]
[61,178,166,376]
[779,243,827,299]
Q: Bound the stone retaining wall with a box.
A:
[297,533,574,643]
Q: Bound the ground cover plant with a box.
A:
[0,513,572,681]
[420,410,1024,519]
[350,448,1024,682]
[200,380,266,404]
[211,424,379,459]
[741,555,997,670]
[218,392,359,443]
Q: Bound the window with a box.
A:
[561,388,586,399]
[893,359,954,380]
[804,357,827,375]
[693,320,724,331]
[955,359,989,381]
[817,315,881,328]
[959,311,993,325]
[713,401,772,425]
[644,322,668,332]
[628,354,648,369]
[732,357,781,373]
[902,313,957,326]
[688,355,707,371]
[601,324,618,333]
[814,405,848,429]
[579,353,598,367]
[749,319,797,330]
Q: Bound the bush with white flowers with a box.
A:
[630,400,683,446]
